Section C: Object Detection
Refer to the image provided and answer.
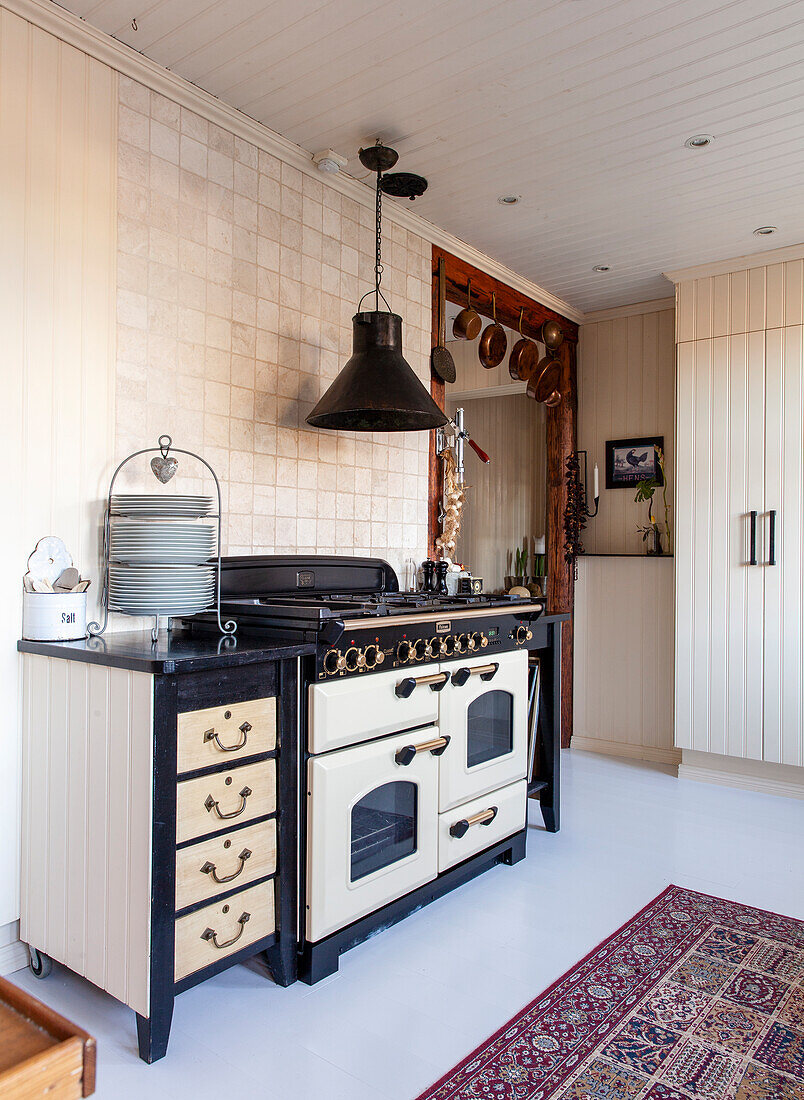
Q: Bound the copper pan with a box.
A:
[478,293,507,369]
[452,279,482,341]
[527,354,561,402]
[508,309,539,381]
[540,319,564,352]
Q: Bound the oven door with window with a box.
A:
[306,727,441,942]
[438,649,528,811]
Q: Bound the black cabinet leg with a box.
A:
[541,804,558,833]
[136,999,174,1064]
[264,939,297,987]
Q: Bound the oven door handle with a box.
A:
[395,735,450,766]
[449,806,498,838]
[451,662,499,687]
[395,671,449,698]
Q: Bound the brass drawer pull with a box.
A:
[204,786,252,820]
[451,662,499,687]
[449,806,498,838]
[204,720,252,752]
[200,848,252,885]
[395,671,449,698]
[200,911,250,950]
[395,735,450,766]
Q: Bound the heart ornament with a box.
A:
[151,455,178,483]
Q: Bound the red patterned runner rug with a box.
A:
[416,885,804,1100]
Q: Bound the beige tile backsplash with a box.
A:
[115,77,431,580]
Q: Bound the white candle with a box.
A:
[593,463,599,500]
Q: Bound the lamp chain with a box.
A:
[375,167,384,310]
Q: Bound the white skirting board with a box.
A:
[571,737,680,769]
[679,750,804,800]
[0,921,29,976]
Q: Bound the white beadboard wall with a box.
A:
[0,8,117,931]
[577,301,676,556]
[573,300,678,763]
[21,656,154,1014]
[574,557,676,765]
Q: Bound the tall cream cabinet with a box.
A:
[673,261,804,768]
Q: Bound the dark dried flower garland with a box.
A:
[564,451,587,567]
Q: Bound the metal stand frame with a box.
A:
[88,435,236,641]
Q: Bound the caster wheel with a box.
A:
[28,947,52,979]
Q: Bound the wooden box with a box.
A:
[0,976,95,1098]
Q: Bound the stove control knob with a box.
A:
[428,637,442,657]
[412,638,429,661]
[471,631,487,650]
[363,645,380,669]
[323,649,342,675]
[441,635,456,657]
[396,641,412,664]
[514,626,533,645]
[343,647,365,672]
[455,633,469,653]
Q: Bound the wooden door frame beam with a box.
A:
[428,246,577,746]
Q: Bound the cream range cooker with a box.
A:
[193,555,558,983]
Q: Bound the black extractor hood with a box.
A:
[306,143,447,433]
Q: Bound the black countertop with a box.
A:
[18,629,315,675]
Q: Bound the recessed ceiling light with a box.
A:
[497,194,520,205]
[753,225,777,236]
[684,134,714,149]
[592,264,611,273]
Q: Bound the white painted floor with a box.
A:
[10,750,804,1099]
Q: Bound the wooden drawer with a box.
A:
[176,760,276,844]
[177,696,276,774]
[175,820,276,911]
[174,881,274,981]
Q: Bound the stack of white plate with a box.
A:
[108,564,215,616]
[110,522,215,564]
[111,494,214,519]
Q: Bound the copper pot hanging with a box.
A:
[508,309,539,381]
[527,353,562,403]
[452,280,482,341]
[478,293,507,369]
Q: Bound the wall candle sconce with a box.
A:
[575,450,600,517]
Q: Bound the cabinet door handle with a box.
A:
[767,509,776,565]
[200,911,250,950]
[395,672,449,698]
[204,786,252,820]
[395,735,450,766]
[749,510,757,565]
[451,662,499,687]
[449,806,498,838]
[204,721,251,752]
[200,848,252,885]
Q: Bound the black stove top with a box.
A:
[185,556,545,674]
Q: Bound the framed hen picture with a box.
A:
[605,436,664,488]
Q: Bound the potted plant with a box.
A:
[505,545,528,589]
[634,447,671,555]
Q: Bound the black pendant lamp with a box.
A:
[306,143,447,433]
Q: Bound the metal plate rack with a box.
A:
[88,435,236,642]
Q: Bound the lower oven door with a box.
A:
[438,649,528,811]
[305,727,441,942]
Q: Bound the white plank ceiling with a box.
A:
[65,0,804,311]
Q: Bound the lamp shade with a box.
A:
[306,311,447,432]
